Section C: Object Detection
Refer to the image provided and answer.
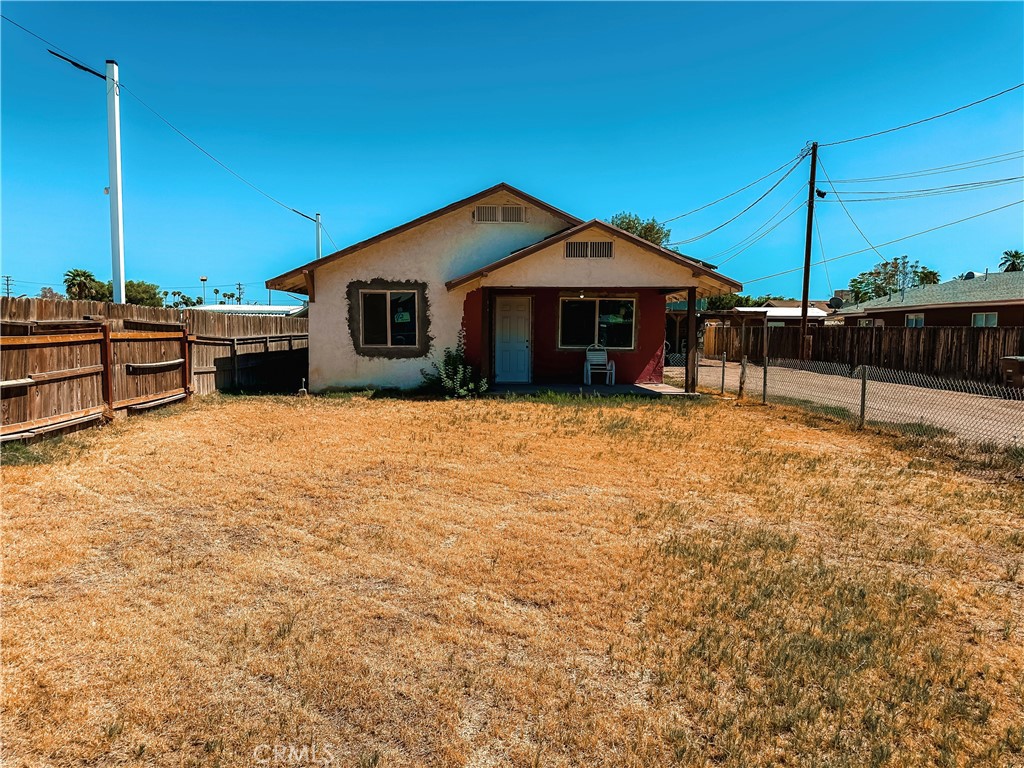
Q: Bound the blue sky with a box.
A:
[2,1,1022,302]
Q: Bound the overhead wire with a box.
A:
[819,177,1023,202]
[668,153,807,245]
[816,154,890,263]
[715,200,807,267]
[829,150,1024,183]
[707,184,807,260]
[660,148,808,224]
[820,83,1024,147]
[741,199,1024,285]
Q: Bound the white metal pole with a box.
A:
[106,60,126,304]
[315,212,322,260]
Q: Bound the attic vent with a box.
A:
[475,205,499,223]
[501,205,525,223]
[475,204,526,223]
[565,241,613,259]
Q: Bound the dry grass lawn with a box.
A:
[2,392,1023,767]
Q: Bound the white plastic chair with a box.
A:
[584,344,615,385]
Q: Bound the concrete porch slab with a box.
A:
[485,382,695,398]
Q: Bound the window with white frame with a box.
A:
[905,313,924,328]
[475,204,525,223]
[359,290,418,347]
[564,241,613,259]
[972,312,998,327]
[857,319,872,327]
[559,297,635,349]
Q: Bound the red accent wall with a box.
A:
[463,287,666,384]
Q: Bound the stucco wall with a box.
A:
[463,287,667,384]
[475,229,710,293]
[308,191,572,390]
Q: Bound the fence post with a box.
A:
[720,352,726,394]
[231,337,239,389]
[739,355,747,399]
[762,356,768,405]
[859,365,867,429]
[181,328,192,398]
[100,322,115,418]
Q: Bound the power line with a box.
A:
[118,85,317,223]
[813,215,833,296]
[741,199,1023,285]
[3,14,322,228]
[707,184,807,261]
[829,150,1024,184]
[816,155,888,262]
[715,200,807,267]
[820,83,1024,147]
[660,149,808,224]
[668,153,807,246]
[820,177,1024,203]
[319,221,339,252]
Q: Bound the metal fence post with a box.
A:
[762,356,768,404]
[739,355,747,399]
[859,365,867,429]
[720,352,726,394]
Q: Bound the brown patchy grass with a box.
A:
[2,393,1023,767]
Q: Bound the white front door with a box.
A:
[495,296,531,383]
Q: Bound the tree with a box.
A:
[38,286,64,300]
[608,212,671,247]
[846,255,940,300]
[125,280,165,307]
[63,269,97,300]
[1001,249,1024,272]
[705,293,791,311]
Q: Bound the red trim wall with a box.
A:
[462,287,666,384]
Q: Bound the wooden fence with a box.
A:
[1,298,308,440]
[702,324,1024,383]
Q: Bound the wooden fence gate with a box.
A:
[1,298,308,440]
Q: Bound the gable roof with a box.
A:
[444,219,743,292]
[266,183,583,293]
[836,271,1024,314]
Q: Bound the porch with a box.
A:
[462,286,701,392]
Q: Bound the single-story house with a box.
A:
[735,305,830,327]
[266,183,742,391]
[836,271,1024,327]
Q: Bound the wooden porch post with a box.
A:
[686,287,698,392]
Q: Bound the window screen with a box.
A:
[361,292,388,345]
[598,299,634,348]
[559,300,597,347]
[389,291,417,346]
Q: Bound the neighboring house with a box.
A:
[735,305,830,327]
[266,183,742,391]
[836,272,1024,327]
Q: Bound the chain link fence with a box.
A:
[693,354,1024,449]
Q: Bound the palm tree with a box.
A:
[1000,249,1024,272]
[63,269,97,300]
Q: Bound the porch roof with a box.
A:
[445,219,743,295]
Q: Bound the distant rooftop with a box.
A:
[836,271,1024,314]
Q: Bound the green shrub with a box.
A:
[421,330,488,398]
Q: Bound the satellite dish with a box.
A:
[964,271,976,280]
[827,296,844,309]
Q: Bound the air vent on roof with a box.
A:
[565,241,613,259]
[475,205,499,223]
[501,205,525,223]
[475,204,525,223]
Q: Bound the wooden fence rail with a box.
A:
[1,298,308,440]
[702,324,1024,384]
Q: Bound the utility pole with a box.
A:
[236,282,245,304]
[48,51,126,303]
[106,60,126,304]
[2,275,13,298]
[798,141,819,360]
[315,212,322,260]
[200,276,207,304]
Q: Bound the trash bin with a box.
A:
[1001,356,1024,388]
